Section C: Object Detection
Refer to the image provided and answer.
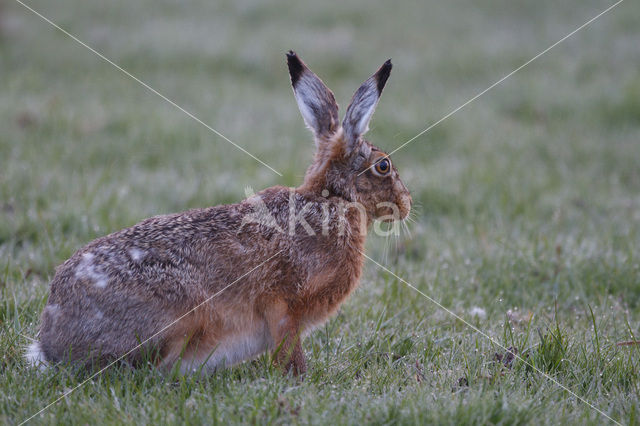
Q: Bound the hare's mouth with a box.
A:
[375,202,410,222]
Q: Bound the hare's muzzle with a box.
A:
[398,193,412,220]
[376,192,411,222]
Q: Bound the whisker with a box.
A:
[382,227,390,265]
[389,225,398,262]
[402,219,412,239]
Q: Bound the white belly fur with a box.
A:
[179,321,271,374]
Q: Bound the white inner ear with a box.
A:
[293,79,321,134]
[349,91,379,139]
[294,92,318,133]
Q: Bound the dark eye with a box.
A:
[374,158,391,175]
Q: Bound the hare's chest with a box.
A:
[299,266,362,327]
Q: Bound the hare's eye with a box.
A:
[374,158,391,175]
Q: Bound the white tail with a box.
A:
[25,341,49,370]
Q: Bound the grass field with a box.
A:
[1,0,640,424]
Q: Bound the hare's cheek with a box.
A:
[355,178,373,194]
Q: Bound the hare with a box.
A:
[25,51,411,375]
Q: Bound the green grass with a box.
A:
[2,0,640,424]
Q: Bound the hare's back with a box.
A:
[49,206,244,302]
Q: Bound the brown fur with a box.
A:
[28,52,411,375]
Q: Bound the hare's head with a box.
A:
[287,51,411,222]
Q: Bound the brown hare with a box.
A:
[26,51,411,375]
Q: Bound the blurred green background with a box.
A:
[1,0,639,424]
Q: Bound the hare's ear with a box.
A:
[342,59,392,153]
[287,51,340,144]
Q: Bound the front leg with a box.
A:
[265,300,306,376]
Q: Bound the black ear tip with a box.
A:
[286,51,305,86]
[380,59,392,75]
[376,59,393,94]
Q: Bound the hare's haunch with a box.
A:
[27,52,411,375]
